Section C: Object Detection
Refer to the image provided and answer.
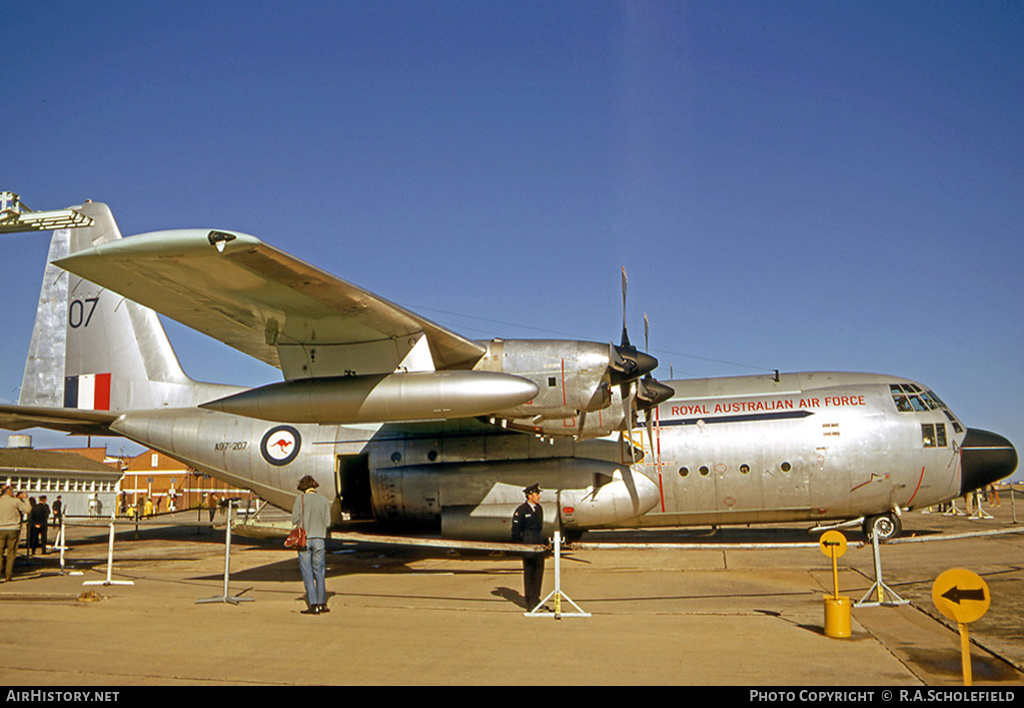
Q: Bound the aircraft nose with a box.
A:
[960,428,1018,495]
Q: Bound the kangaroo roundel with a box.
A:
[260,425,301,466]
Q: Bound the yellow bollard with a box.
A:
[824,595,852,638]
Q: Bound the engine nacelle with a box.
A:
[473,339,617,417]
[499,387,629,439]
[472,339,663,438]
[368,457,660,541]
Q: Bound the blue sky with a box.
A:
[2,1,1022,479]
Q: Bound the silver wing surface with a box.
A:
[55,230,486,379]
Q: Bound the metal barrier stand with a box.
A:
[854,531,907,608]
[53,517,66,575]
[197,501,253,606]
[83,513,135,587]
[525,531,589,619]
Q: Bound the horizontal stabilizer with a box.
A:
[0,403,117,436]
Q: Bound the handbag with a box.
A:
[285,495,307,548]
[285,526,306,549]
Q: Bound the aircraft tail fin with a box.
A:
[19,226,70,408]
[19,201,233,413]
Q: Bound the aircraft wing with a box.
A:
[0,404,117,436]
[55,230,487,379]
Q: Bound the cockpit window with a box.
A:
[892,383,964,433]
[891,384,940,412]
[943,409,964,434]
[922,423,948,448]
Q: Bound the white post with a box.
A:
[524,531,589,619]
[56,517,65,575]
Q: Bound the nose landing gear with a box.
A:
[862,512,901,542]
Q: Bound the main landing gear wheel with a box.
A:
[862,513,901,542]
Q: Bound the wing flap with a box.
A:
[55,230,486,377]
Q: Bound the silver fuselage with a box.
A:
[106,370,1006,540]
[626,372,963,528]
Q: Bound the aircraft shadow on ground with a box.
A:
[190,541,523,584]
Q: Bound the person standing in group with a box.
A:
[29,496,50,555]
[0,487,31,582]
[291,475,331,615]
[511,483,547,611]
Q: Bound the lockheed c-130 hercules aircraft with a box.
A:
[0,197,1016,542]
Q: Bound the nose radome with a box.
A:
[960,428,1018,495]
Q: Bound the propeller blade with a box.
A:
[626,393,639,464]
[609,341,629,373]
[612,275,657,382]
[645,410,655,457]
[621,267,630,347]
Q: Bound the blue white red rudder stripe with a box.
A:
[64,373,111,410]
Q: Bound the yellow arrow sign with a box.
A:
[932,568,990,686]
[819,530,848,603]
[819,530,848,558]
[932,568,990,624]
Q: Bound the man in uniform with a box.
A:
[511,483,546,611]
[28,496,50,555]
